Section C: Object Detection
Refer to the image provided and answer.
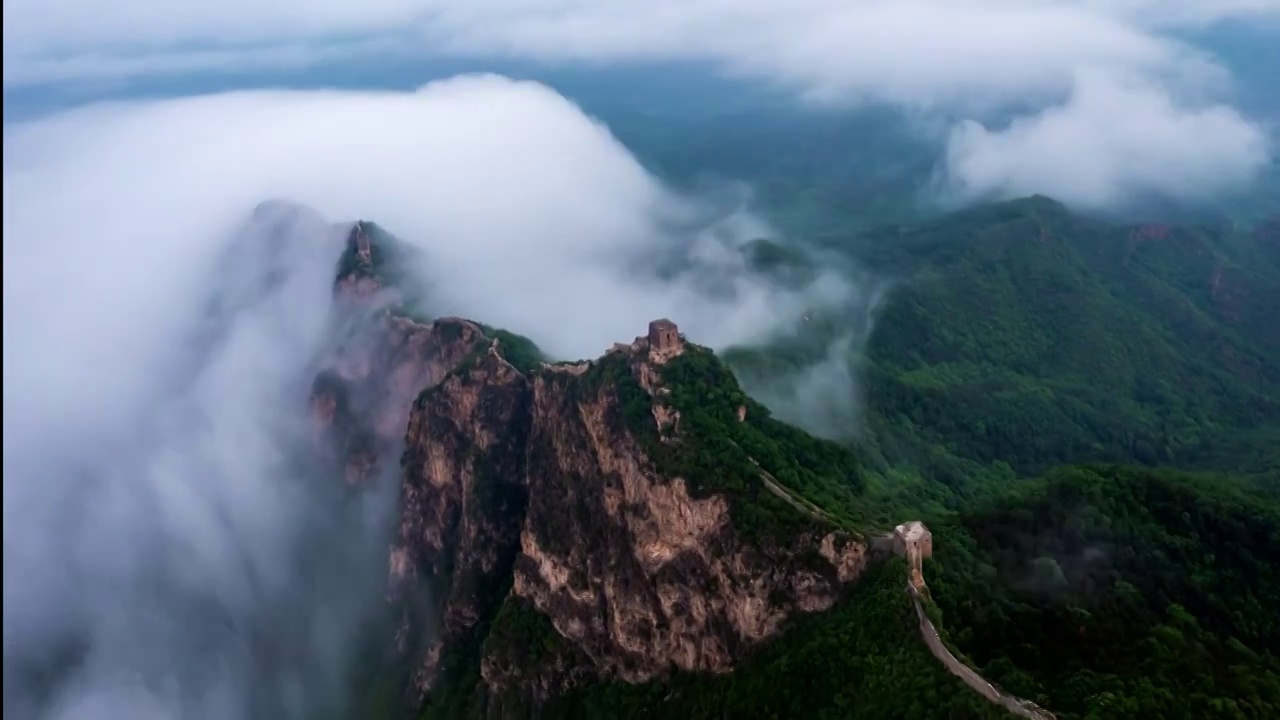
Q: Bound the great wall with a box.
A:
[594,319,1057,718]
[891,522,1057,720]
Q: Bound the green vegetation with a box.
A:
[579,345,867,543]
[336,221,425,287]
[484,596,570,670]
[726,197,1280,511]
[548,558,1006,719]
[477,323,548,374]
[928,465,1280,719]
[714,198,1280,718]
[347,195,1280,718]
[859,197,1280,486]
[710,198,1280,716]
[335,220,436,319]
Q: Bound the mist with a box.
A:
[2,74,864,719]
[5,3,1276,714]
[2,200,387,719]
[938,69,1272,210]
[6,1,1276,213]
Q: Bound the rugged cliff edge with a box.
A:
[309,222,490,486]
[385,318,872,714]
[308,220,875,715]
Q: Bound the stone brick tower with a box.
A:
[646,319,684,363]
[648,319,679,350]
[893,521,933,590]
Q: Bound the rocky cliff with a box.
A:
[303,220,874,715]
[309,222,489,486]
[386,318,871,714]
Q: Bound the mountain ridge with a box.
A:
[309,197,1279,719]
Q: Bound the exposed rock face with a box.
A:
[309,315,488,485]
[309,223,486,485]
[303,223,874,712]
[387,320,869,708]
[386,340,532,698]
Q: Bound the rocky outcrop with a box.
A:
[309,314,488,485]
[308,223,487,486]
[387,341,532,696]
[387,320,870,708]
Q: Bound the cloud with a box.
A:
[5,1,1274,211]
[417,0,1201,109]
[1086,0,1280,28]
[3,74,861,718]
[939,69,1273,209]
[3,194,364,719]
[5,1,1274,98]
[4,74,854,355]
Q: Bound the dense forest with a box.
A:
[855,197,1279,482]
[730,196,1280,509]
[541,198,1280,718]
[823,199,1279,718]
[351,192,1280,719]
[928,465,1280,720]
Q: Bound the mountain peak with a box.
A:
[380,318,876,710]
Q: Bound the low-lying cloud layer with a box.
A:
[4,75,850,358]
[2,75,861,719]
[940,70,1272,210]
[4,0,1276,212]
[5,1,1274,96]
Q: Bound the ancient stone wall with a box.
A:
[646,319,684,363]
[893,521,932,590]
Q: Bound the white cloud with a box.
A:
[5,1,1273,211]
[939,69,1272,209]
[1,0,423,57]
[1086,0,1280,27]
[3,75,860,716]
[4,74,852,355]
[417,0,1198,108]
[4,0,1273,100]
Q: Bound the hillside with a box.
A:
[860,199,1279,486]
[326,202,1280,719]
[927,465,1280,720]
[715,199,1280,718]
[731,198,1279,516]
[311,220,1017,718]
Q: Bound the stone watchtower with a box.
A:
[893,521,933,590]
[646,319,684,363]
[349,222,373,264]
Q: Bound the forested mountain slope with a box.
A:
[715,199,1280,718]
[732,197,1279,514]
[337,198,1280,719]
[928,465,1280,720]
[861,196,1279,476]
